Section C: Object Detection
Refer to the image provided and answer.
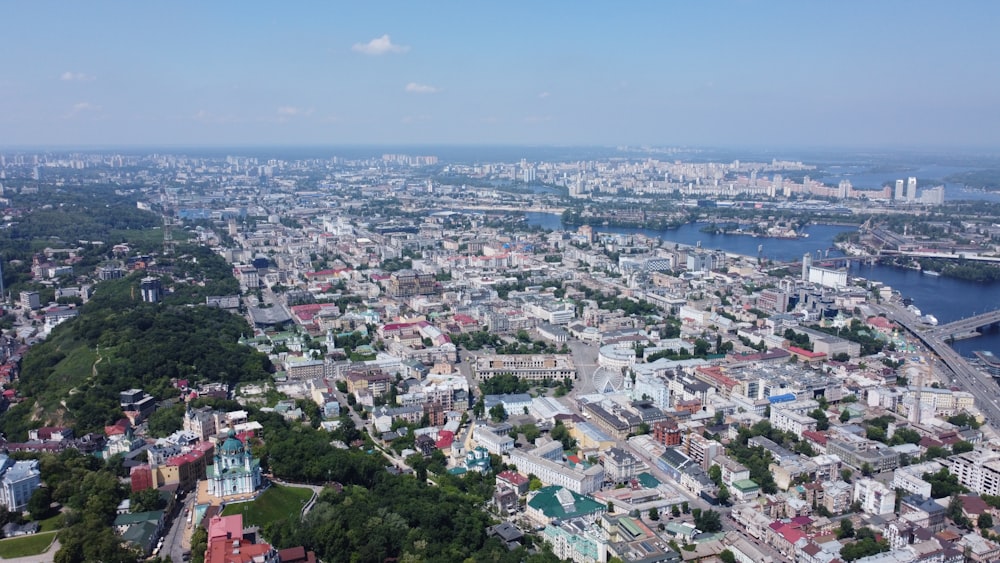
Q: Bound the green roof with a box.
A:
[527,486,605,520]
[636,472,660,488]
[113,510,164,527]
[732,479,759,491]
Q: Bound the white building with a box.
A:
[510,449,604,495]
[947,449,1000,497]
[853,477,896,516]
[0,456,41,512]
[474,426,515,455]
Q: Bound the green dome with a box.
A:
[220,429,245,456]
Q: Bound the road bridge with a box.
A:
[878,304,1000,426]
[930,309,1000,340]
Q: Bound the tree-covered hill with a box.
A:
[0,252,269,439]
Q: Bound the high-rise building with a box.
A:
[895,179,905,200]
[801,253,812,282]
[906,177,917,202]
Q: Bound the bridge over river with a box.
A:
[929,309,1000,340]
[877,303,1000,426]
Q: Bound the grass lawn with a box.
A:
[220,484,314,529]
[0,531,57,559]
[37,513,63,533]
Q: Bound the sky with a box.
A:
[2,1,999,149]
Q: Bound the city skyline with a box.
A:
[3,1,1000,149]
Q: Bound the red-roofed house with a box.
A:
[787,346,827,363]
[105,418,131,437]
[497,470,530,495]
[767,520,807,559]
[435,430,455,450]
[276,546,317,563]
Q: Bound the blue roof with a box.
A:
[768,393,796,404]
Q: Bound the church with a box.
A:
[206,429,262,498]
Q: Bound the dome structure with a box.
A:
[219,429,245,456]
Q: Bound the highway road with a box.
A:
[877,303,1000,426]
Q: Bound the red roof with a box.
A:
[498,470,529,486]
[166,449,207,467]
[801,430,828,445]
[207,514,243,541]
[435,430,455,449]
[788,346,827,359]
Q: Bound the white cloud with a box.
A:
[352,34,409,55]
[63,101,102,119]
[277,106,314,116]
[405,82,440,94]
[538,91,550,99]
[60,71,95,82]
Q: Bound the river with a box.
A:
[525,212,1000,357]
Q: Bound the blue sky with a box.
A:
[2,1,998,148]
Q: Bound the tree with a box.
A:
[952,441,974,454]
[488,403,507,423]
[808,408,830,431]
[146,403,185,438]
[707,464,722,486]
[841,468,853,483]
[923,468,968,499]
[717,485,731,505]
[979,513,994,530]
[27,487,52,521]
[693,509,722,532]
[671,505,680,517]
[840,409,851,423]
[837,518,855,539]
[719,550,737,563]
[473,397,485,419]
[648,508,659,521]
[130,488,164,513]
[861,462,874,477]
[528,477,543,491]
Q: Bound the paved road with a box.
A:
[163,491,197,563]
[877,303,1000,425]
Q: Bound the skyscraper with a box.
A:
[894,179,905,200]
[906,177,917,202]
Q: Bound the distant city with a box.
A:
[1,147,1000,563]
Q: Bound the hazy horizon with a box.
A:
[3,1,1000,149]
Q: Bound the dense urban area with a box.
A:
[1,149,1000,563]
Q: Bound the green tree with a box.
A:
[648,508,659,521]
[693,509,722,532]
[707,464,722,486]
[840,409,851,423]
[488,403,507,423]
[808,408,830,431]
[717,485,731,505]
[952,441,974,454]
[130,488,164,513]
[837,518,855,539]
[27,486,52,521]
[720,550,737,563]
[979,513,994,530]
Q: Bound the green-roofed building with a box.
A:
[207,429,262,499]
[526,485,606,527]
[731,478,760,502]
[636,472,660,489]
[113,510,164,557]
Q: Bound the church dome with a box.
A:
[220,429,245,456]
